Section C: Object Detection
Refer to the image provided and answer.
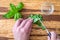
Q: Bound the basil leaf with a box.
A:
[38,14,43,21]
[29,14,42,23]
[29,14,46,30]
[16,2,24,11]
[14,12,22,21]
[3,10,14,18]
[34,21,41,26]
[3,2,24,21]
[41,25,46,30]
[10,3,17,13]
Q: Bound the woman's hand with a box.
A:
[48,31,60,40]
[12,18,33,40]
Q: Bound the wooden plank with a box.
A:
[30,36,47,40]
[30,36,60,40]
[0,9,60,15]
[0,36,47,40]
[0,12,60,16]
[21,0,60,3]
[31,29,60,35]
[0,5,60,10]
[0,1,60,10]
[32,21,60,28]
[1,36,60,40]
[22,3,60,10]
[0,0,60,5]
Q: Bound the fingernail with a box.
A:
[48,32,51,39]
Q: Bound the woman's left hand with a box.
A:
[12,18,33,40]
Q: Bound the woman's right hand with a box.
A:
[48,31,60,40]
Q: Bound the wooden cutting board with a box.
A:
[0,0,60,40]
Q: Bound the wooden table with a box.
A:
[0,0,60,40]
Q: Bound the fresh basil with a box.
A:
[3,2,24,20]
[3,10,14,18]
[29,14,46,30]
[16,2,24,11]
[14,12,22,21]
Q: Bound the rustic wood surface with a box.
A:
[0,0,60,40]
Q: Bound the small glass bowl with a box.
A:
[41,2,54,15]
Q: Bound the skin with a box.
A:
[48,32,57,40]
[12,18,60,40]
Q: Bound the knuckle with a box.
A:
[20,28,25,33]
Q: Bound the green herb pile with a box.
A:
[3,2,24,20]
[3,2,46,30]
[29,14,46,30]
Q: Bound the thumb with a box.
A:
[51,31,57,40]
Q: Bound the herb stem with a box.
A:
[39,19,51,37]
[39,19,48,33]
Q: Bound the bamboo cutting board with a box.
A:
[0,0,60,40]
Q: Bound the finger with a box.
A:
[12,19,23,32]
[17,19,29,30]
[57,38,60,40]
[13,19,23,30]
[14,18,23,27]
[23,19,33,31]
[26,23,32,34]
[51,31,57,40]
[27,26,32,35]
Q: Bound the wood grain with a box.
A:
[0,5,60,10]
[0,0,60,40]
[1,36,60,40]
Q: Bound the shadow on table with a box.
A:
[0,14,60,21]
[23,14,60,21]
[0,37,8,40]
[0,37,14,40]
